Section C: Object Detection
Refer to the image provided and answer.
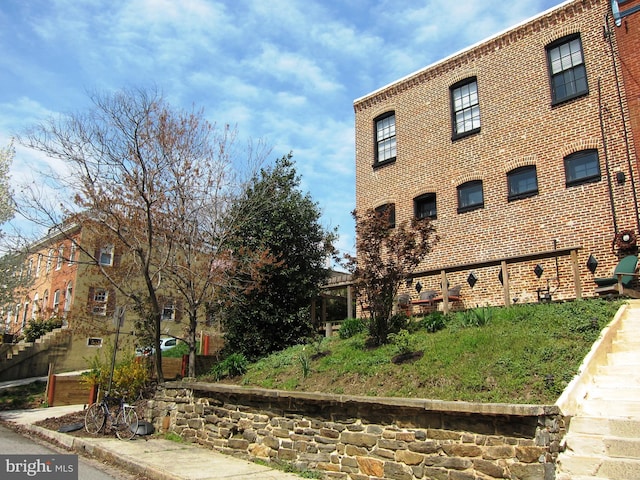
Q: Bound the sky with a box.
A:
[0,0,562,262]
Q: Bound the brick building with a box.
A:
[2,220,194,371]
[354,0,640,310]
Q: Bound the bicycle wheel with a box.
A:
[85,402,107,434]
[115,406,139,440]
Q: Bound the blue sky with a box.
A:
[0,0,561,260]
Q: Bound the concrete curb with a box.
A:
[2,420,184,480]
[2,413,303,480]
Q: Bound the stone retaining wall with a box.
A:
[148,381,565,480]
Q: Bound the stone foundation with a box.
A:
[147,381,565,480]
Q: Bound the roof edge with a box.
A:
[353,0,574,106]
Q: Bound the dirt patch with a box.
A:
[30,398,150,438]
[34,410,94,437]
[391,351,424,365]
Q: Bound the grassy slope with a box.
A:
[218,299,625,404]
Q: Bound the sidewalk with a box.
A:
[0,405,302,480]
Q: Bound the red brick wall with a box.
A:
[354,0,639,307]
[49,233,81,317]
[614,0,640,186]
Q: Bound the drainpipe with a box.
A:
[604,12,640,235]
[598,76,620,247]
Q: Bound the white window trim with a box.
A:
[52,290,61,312]
[35,254,42,278]
[63,282,73,312]
[46,249,53,273]
[32,293,39,319]
[68,242,77,265]
[92,289,108,316]
[99,245,114,266]
[56,246,64,270]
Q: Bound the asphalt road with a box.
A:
[0,423,149,479]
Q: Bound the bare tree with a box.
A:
[16,88,270,380]
[0,141,14,228]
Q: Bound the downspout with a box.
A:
[604,12,640,235]
[598,76,620,247]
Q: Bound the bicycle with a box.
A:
[84,392,139,440]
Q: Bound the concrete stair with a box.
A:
[0,326,70,382]
[556,303,640,480]
[2,326,68,361]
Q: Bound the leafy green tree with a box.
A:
[222,154,337,360]
[344,208,437,346]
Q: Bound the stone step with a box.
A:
[580,399,640,418]
[566,434,640,459]
[563,433,640,459]
[597,365,640,377]
[605,437,640,459]
[11,342,33,355]
[616,332,640,341]
[599,457,640,480]
[586,386,640,401]
[606,351,640,366]
[557,454,640,479]
[591,375,640,388]
[611,340,640,353]
[564,433,606,456]
[568,417,640,438]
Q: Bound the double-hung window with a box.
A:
[564,149,601,187]
[99,245,114,266]
[457,180,484,213]
[507,166,538,201]
[375,203,396,228]
[374,112,396,165]
[92,289,108,316]
[414,193,437,220]
[56,245,64,270]
[63,282,73,312]
[68,242,77,265]
[451,78,480,139]
[547,34,588,104]
[46,249,53,273]
[52,290,61,312]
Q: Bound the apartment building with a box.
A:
[354,0,640,309]
[3,220,188,370]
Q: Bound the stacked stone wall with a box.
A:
[148,382,565,480]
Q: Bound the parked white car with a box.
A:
[135,337,178,356]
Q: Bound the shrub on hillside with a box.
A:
[338,318,366,339]
[418,311,447,333]
[210,353,248,380]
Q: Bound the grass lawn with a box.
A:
[216,298,625,404]
[0,380,47,411]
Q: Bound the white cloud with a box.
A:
[247,44,342,94]
[0,0,561,248]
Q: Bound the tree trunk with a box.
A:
[188,312,198,377]
[154,312,164,383]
